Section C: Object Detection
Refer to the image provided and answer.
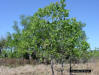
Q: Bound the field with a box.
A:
[0,59,99,75]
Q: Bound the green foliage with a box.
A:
[92,49,99,57]
[0,50,7,58]
[0,0,90,63]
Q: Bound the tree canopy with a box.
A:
[0,0,90,63]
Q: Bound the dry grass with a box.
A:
[0,62,99,75]
[0,58,99,75]
[0,58,37,66]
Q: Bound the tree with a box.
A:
[0,37,7,54]
[4,0,90,75]
[18,0,89,74]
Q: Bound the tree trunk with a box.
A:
[29,54,32,64]
[0,47,1,54]
[70,58,72,75]
[61,59,64,75]
[51,58,54,75]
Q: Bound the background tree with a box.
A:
[0,37,7,56]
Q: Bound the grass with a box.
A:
[0,58,99,75]
[0,62,98,75]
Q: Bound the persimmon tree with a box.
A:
[18,0,90,74]
[3,0,90,75]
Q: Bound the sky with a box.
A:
[0,0,99,50]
